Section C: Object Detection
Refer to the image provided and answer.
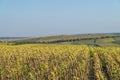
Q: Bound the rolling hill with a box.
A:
[6,33,120,47]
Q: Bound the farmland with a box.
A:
[0,44,120,80]
[5,33,120,47]
[1,0,120,79]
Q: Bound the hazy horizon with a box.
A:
[0,0,120,37]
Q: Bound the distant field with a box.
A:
[0,37,27,41]
[0,45,120,80]
[2,33,119,47]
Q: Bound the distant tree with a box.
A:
[94,38,96,44]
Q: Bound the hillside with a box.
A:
[8,33,120,46]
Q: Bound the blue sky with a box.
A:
[0,0,120,37]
